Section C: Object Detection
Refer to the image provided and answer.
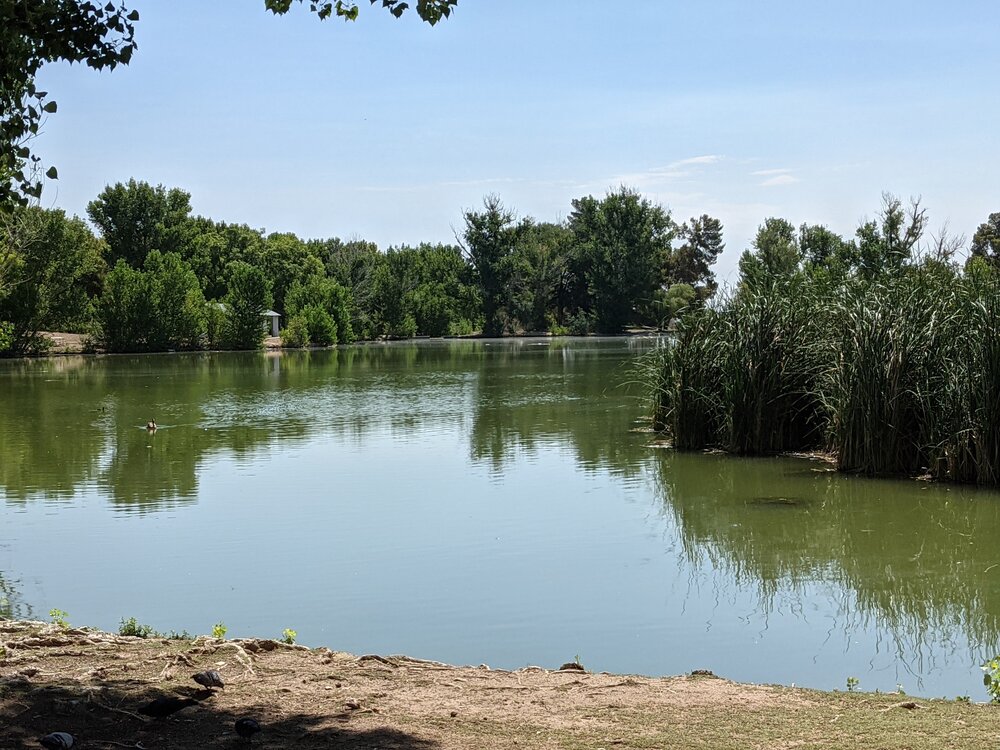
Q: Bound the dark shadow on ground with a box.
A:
[0,677,440,750]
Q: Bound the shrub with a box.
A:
[281,315,310,348]
[301,304,337,346]
[119,616,156,638]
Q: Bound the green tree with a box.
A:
[285,273,353,343]
[405,243,478,336]
[223,261,272,350]
[87,180,192,268]
[668,215,724,301]
[462,195,525,336]
[299,304,338,345]
[280,314,310,347]
[369,247,418,338]
[1,1,138,207]
[313,237,380,339]
[256,232,324,315]
[95,251,205,352]
[509,221,572,332]
[96,260,157,352]
[0,207,105,355]
[855,193,926,278]
[568,186,674,333]
[144,251,207,350]
[181,219,266,301]
[738,217,801,290]
[970,213,1000,265]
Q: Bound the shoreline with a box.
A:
[0,330,667,360]
[1,620,997,749]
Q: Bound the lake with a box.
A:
[1,337,999,699]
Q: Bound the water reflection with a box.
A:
[4,339,1000,696]
[0,339,655,510]
[654,451,1000,681]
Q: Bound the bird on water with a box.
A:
[235,717,261,745]
[193,669,225,690]
[39,732,75,750]
[146,418,157,431]
[138,695,199,718]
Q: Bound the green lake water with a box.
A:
[1,337,999,698]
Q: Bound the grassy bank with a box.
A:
[2,620,999,749]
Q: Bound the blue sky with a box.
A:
[35,0,1000,281]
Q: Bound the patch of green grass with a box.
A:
[48,608,69,629]
[118,616,157,638]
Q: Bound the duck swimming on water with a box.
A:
[146,419,157,431]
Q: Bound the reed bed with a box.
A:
[648,260,1000,485]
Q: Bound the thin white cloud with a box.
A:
[671,154,723,167]
[760,174,800,187]
[751,168,794,176]
[602,155,724,191]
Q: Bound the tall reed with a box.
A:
[649,257,1000,486]
[649,309,726,449]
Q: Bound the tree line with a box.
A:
[0,180,724,355]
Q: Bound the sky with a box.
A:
[34,0,1000,282]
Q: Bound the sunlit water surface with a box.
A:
[2,338,999,698]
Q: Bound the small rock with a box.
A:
[450,710,458,718]
[345,699,361,710]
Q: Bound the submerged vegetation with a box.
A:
[649,196,1000,485]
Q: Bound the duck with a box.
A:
[146,419,157,431]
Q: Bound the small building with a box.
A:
[214,303,281,336]
[262,310,281,336]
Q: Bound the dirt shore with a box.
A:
[1,621,997,749]
[36,333,285,355]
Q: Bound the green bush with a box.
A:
[391,313,418,339]
[281,315,310,348]
[447,318,476,337]
[204,301,227,349]
[119,616,156,638]
[566,310,593,336]
[302,305,337,346]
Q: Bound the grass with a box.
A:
[648,258,1000,486]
